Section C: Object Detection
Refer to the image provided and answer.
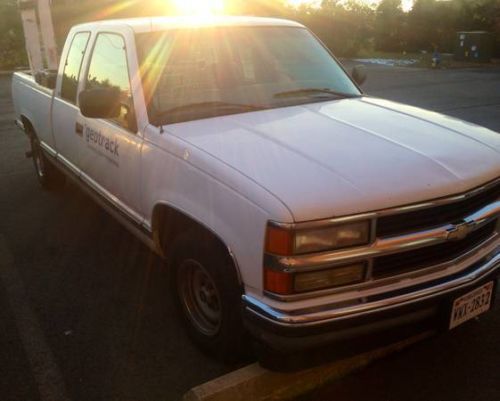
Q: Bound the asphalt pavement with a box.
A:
[0,64,499,401]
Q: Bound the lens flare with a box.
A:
[172,0,225,16]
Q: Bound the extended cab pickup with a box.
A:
[12,16,500,364]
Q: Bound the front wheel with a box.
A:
[171,232,249,360]
[177,259,223,337]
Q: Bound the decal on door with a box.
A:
[85,126,120,166]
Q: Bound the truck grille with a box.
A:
[373,219,497,279]
[376,181,500,237]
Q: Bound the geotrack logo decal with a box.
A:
[84,126,120,165]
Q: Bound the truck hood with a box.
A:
[166,97,500,222]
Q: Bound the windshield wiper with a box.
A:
[154,101,267,125]
[273,88,361,99]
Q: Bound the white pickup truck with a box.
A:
[12,16,500,364]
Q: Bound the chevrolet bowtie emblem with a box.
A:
[446,221,476,241]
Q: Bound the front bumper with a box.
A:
[243,248,500,354]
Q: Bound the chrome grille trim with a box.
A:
[266,200,499,274]
[249,248,500,326]
[264,179,500,302]
[265,233,499,302]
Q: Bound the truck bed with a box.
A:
[11,71,54,146]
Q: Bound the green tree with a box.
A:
[407,0,456,52]
[405,0,500,53]
[453,0,499,31]
[3,0,499,71]
[453,0,500,51]
[374,0,406,51]
[0,0,27,69]
[292,0,375,57]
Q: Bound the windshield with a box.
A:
[136,26,361,125]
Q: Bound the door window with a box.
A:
[60,32,90,103]
[86,33,135,132]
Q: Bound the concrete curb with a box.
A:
[183,331,434,401]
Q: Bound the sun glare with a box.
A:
[172,0,225,16]
[168,0,415,18]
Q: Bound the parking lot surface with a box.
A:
[1,64,499,401]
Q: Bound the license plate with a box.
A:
[449,282,494,330]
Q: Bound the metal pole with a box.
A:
[18,0,44,73]
[37,0,59,70]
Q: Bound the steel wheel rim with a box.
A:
[177,259,221,336]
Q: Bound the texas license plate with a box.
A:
[449,282,494,330]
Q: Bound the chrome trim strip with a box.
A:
[267,233,498,302]
[375,178,500,218]
[268,201,500,273]
[55,153,144,228]
[80,172,144,225]
[60,167,157,254]
[271,212,376,230]
[142,220,152,232]
[466,201,500,225]
[56,154,81,176]
[245,250,500,327]
[40,141,57,158]
[45,153,156,253]
[14,119,25,131]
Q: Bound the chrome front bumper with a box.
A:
[244,247,500,328]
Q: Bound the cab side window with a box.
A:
[61,32,90,103]
[86,33,135,132]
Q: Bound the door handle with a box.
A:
[75,122,83,135]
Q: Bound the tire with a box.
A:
[170,231,249,360]
[30,136,65,190]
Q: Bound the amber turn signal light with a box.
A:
[264,267,294,295]
[265,225,294,255]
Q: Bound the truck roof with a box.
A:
[74,16,304,33]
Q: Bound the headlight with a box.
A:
[264,220,371,295]
[265,220,371,255]
[295,221,370,254]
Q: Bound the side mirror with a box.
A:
[79,87,121,119]
[352,65,367,86]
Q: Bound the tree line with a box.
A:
[1,0,499,70]
[290,0,500,57]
